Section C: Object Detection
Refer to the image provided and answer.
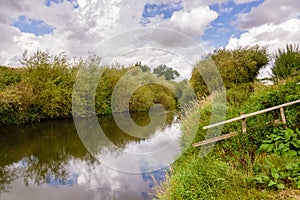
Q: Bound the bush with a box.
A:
[0,66,21,90]
[272,44,300,81]
[0,51,179,125]
[190,45,269,97]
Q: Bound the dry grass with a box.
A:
[277,189,300,200]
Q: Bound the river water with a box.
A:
[0,112,181,200]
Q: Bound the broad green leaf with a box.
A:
[258,144,274,153]
[271,168,280,179]
[268,180,277,187]
[284,150,298,157]
[276,184,285,189]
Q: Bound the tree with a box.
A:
[153,64,180,80]
[272,44,300,80]
[134,61,150,72]
[190,45,269,97]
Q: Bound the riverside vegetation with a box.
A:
[157,44,300,199]
[0,45,299,199]
[0,51,185,126]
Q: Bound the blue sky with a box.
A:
[13,15,55,36]
[11,0,263,47]
[139,0,265,47]
[45,0,78,8]
[203,0,264,47]
[12,0,78,36]
[142,1,183,19]
[1,0,300,70]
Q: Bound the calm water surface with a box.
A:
[0,112,181,200]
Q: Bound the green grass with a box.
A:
[156,76,300,199]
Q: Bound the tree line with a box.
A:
[0,43,299,126]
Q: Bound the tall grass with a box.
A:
[156,76,300,199]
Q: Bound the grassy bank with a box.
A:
[156,76,300,199]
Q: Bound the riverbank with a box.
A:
[0,52,180,126]
[156,76,300,199]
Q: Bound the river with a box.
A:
[0,112,181,200]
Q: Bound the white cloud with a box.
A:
[224,0,300,79]
[233,0,259,4]
[227,18,300,53]
[183,0,258,11]
[161,6,218,37]
[183,0,225,11]
[0,0,146,65]
[77,0,87,8]
[0,0,219,80]
[236,0,300,29]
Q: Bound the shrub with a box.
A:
[272,44,300,81]
[0,66,21,90]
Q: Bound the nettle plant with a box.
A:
[254,128,300,189]
[258,128,300,156]
[254,159,300,189]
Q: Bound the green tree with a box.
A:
[272,44,300,80]
[20,50,76,118]
[190,45,269,97]
[134,61,150,72]
[153,64,180,80]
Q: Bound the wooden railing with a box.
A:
[193,99,300,147]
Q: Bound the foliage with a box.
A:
[190,58,224,98]
[157,155,273,200]
[174,79,197,108]
[0,66,21,90]
[95,66,128,115]
[253,128,300,190]
[190,45,269,97]
[21,51,76,119]
[0,51,179,126]
[258,128,300,157]
[225,83,254,106]
[158,69,300,199]
[153,64,180,80]
[0,82,37,125]
[0,51,78,125]
[272,44,300,81]
[134,61,150,72]
[254,155,300,190]
[242,78,300,129]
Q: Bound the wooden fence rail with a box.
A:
[193,99,300,147]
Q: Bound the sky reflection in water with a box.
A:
[0,112,180,200]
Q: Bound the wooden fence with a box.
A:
[193,99,300,147]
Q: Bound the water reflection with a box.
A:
[0,112,179,200]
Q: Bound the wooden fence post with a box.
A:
[241,112,247,134]
[280,107,287,128]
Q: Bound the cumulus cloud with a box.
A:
[227,18,300,54]
[0,0,218,80]
[161,6,218,37]
[227,0,300,53]
[0,0,145,65]
[233,0,260,4]
[236,0,300,29]
[183,0,259,11]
